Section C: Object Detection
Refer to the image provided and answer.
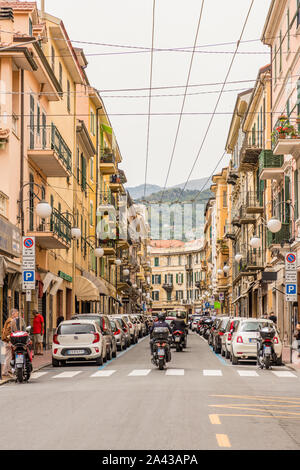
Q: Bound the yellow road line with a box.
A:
[209,414,221,424]
[216,434,231,448]
[215,413,300,420]
[209,404,300,416]
[210,394,300,403]
[210,403,300,409]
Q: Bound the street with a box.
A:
[1,333,300,450]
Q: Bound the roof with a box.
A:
[150,240,185,249]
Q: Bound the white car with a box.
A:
[221,317,241,359]
[191,316,201,331]
[52,320,104,367]
[230,318,282,365]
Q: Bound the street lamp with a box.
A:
[249,236,262,249]
[61,213,81,240]
[35,200,52,219]
[223,264,230,274]
[18,181,53,235]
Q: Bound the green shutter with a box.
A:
[285,176,290,223]
[295,170,299,220]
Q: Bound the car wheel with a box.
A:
[52,358,59,367]
[231,351,239,365]
[112,346,117,358]
[276,355,283,366]
[96,355,103,366]
[107,347,112,361]
[221,347,225,357]
[225,349,230,359]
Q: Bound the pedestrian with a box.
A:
[268,312,277,324]
[262,313,268,319]
[293,323,300,357]
[56,316,64,328]
[32,310,44,356]
[1,309,19,378]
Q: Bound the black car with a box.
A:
[71,313,117,361]
[210,316,231,354]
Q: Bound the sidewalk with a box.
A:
[282,346,300,371]
[0,349,52,385]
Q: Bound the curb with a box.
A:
[0,357,52,386]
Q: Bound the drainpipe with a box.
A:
[20,69,24,236]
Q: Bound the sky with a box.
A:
[36,0,271,189]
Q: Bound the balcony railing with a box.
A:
[100,148,116,164]
[271,117,300,156]
[29,124,72,173]
[28,207,71,249]
[240,130,264,166]
[259,150,284,180]
[245,249,264,269]
[267,223,291,247]
[245,191,264,214]
[98,191,117,210]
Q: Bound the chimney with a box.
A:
[0,7,14,45]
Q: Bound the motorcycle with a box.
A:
[256,325,276,369]
[202,319,214,340]
[172,329,186,352]
[151,326,171,370]
[10,326,33,383]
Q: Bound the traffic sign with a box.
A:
[286,271,297,282]
[285,252,297,271]
[285,283,297,302]
[22,269,35,290]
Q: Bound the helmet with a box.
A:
[158,312,165,322]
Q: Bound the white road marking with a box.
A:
[52,371,82,379]
[272,371,297,378]
[128,369,151,376]
[31,372,48,379]
[203,370,223,376]
[237,370,259,377]
[165,369,185,376]
[91,370,116,377]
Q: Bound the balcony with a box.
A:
[28,124,72,178]
[98,240,116,255]
[267,223,291,247]
[245,249,264,270]
[272,117,300,157]
[259,150,284,181]
[239,205,256,225]
[163,283,174,291]
[100,148,117,174]
[239,130,264,168]
[109,174,124,193]
[27,208,71,249]
[245,191,264,214]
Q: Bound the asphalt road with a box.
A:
[1,332,300,450]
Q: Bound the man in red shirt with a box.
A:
[32,310,44,355]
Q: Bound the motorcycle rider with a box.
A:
[150,312,172,360]
[170,312,187,345]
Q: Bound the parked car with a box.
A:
[131,314,143,338]
[136,314,147,336]
[110,318,127,351]
[211,316,231,354]
[191,316,202,331]
[71,313,117,361]
[113,315,131,347]
[117,314,138,344]
[230,318,283,365]
[52,319,104,367]
[221,317,241,359]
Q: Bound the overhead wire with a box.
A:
[174,0,255,204]
[143,0,156,199]
[159,0,206,204]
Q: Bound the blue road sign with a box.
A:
[23,270,35,283]
[205,302,210,308]
[286,284,297,295]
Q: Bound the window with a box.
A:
[274,45,277,83]
[152,274,161,284]
[223,190,227,208]
[51,46,55,71]
[154,257,159,267]
[67,79,71,112]
[29,18,33,36]
[297,0,300,28]
[90,110,95,135]
[90,201,94,226]
[152,291,159,301]
[287,9,290,51]
[90,157,94,181]
[279,31,282,72]
[59,63,62,86]
[0,192,8,218]
[37,103,40,136]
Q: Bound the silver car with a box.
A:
[110,318,127,351]
[116,314,138,344]
[112,316,131,348]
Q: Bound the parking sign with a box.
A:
[22,269,35,290]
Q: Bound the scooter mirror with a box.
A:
[26,326,32,332]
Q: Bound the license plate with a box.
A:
[157,348,165,356]
[249,338,256,343]
[16,354,24,364]
[264,346,271,354]
[175,337,180,342]
[67,350,85,355]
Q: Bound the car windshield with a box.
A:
[73,315,101,327]
[57,323,95,335]
[240,321,272,332]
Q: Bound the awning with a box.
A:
[4,256,21,274]
[75,276,99,301]
[82,271,109,296]
[101,123,112,135]
[50,277,63,296]
[41,272,56,293]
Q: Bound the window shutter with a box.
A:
[285,176,290,223]
[295,170,299,220]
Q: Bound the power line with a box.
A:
[143,0,156,199]
[159,0,206,204]
[174,0,255,204]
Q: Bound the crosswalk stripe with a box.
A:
[272,371,297,378]
[31,372,48,379]
[91,370,116,377]
[52,371,82,379]
[203,370,223,376]
[237,370,259,377]
[165,369,184,376]
[128,369,151,376]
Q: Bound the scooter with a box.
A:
[151,327,171,370]
[172,330,186,352]
[10,326,33,383]
[256,326,276,370]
